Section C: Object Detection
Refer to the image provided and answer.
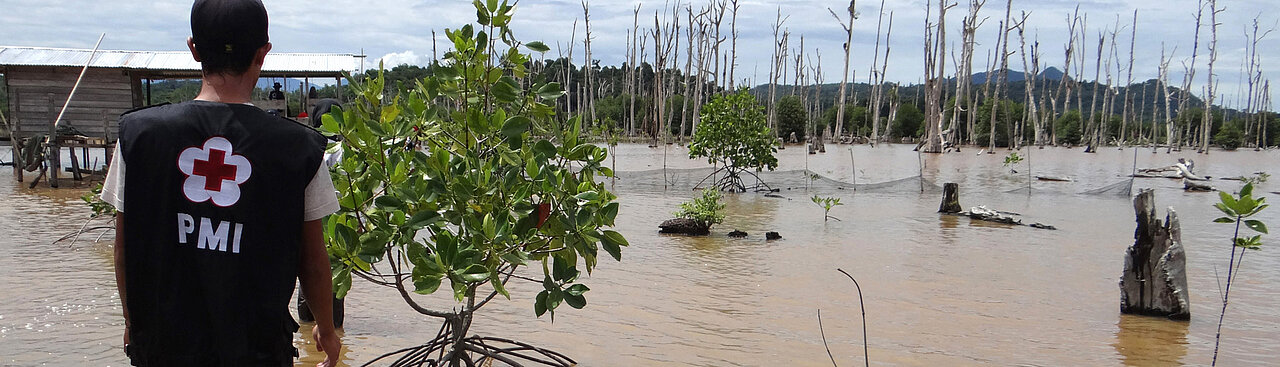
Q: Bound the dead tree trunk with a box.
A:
[871,11,895,146]
[1120,189,1191,320]
[1174,1,1205,152]
[1120,10,1138,145]
[767,8,789,139]
[830,1,857,141]
[727,0,740,90]
[954,0,985,147]
[1201,0,1221,154]
[921,0,956,153]
[582,1,596,131]
[988,0,1013,152]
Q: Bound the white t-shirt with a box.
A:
[100,145,340,221]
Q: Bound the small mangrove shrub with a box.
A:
[675,188,726,230]
[1002,151,1023,173]
[81,184,116,218]
[688,89,778,192]
[1210,183,1269,365]
[811,195,843,221]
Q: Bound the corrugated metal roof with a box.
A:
[0,46,364,75]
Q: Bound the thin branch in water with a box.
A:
[837,268,870,367]
[818,308,839,367]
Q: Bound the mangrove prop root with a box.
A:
[365,322,576,367]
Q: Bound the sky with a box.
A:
[2,0,1277,109]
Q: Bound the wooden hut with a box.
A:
[0,46,364,185]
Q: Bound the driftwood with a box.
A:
[1035,175,1074,182]
[937,183,1054,229]
[1120,189,1190,320]
[727,229,747,238]
[1183,179,1214,192]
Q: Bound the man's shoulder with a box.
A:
[120,102,179,122]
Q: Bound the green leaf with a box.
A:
[501,252,528,266]
[600,230,627,262]
[565,284,590,296]
[1245,219,1268,234]
[525,41,551,53]
[575,191,600,201]
[413,274,442,295]
[533,140,557,159]
[1215,203,1238,217]
[564,293,586,309]
[536,82,564,100]
[1214,217,1236,223]
[405,210,442,230]
[482,213,497,239]
[333,268,352,299]
[535,290,548,316]
[1219,192,1239,214]
[459,264,491,283]
[1241,183,1254,198]
[490,270,510,299]
[600,202,619,224]
[491,76,519,103]
[501,116,532,139]
[375,195,405,209]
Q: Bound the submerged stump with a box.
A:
[939,183,962,213]
[1120,189,1191,320]
[659,218,710,235]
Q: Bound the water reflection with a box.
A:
[1113,314,1189,366]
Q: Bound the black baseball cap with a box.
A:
[190,0,269,56]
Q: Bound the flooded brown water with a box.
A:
[2,144,1278,366]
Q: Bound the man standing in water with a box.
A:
[100,0,341,365]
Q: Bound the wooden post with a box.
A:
[68,140,82,181]
[939,183,961,213]
[12,137,23,183]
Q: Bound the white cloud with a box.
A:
[378,50,423,68]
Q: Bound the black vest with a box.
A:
[119,101,326,366]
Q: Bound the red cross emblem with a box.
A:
[178,137,252,207]
[193,149,238,191]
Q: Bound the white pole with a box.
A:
[51,33,107,134]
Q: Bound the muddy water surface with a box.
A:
[1,144,1278,366]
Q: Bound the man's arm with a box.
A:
[300,219,341,366]
[113,215,130,350]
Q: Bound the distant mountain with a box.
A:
[970,67,1065,85]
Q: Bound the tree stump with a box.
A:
[939,183,962,213]
[658,218,710,235]
[1120,189,1191,320]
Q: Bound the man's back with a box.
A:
[115,101,326,366]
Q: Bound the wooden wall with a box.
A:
[4,66,141,141]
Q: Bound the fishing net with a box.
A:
[608,167,939,195]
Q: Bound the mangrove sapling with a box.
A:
[1002,151,1023,173]
[811,195,844,221]
[674,188,726,232]
[1210,183,1269,366]
[689,89,779,192]
[324,2,628,365]
[60,184,117,247]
